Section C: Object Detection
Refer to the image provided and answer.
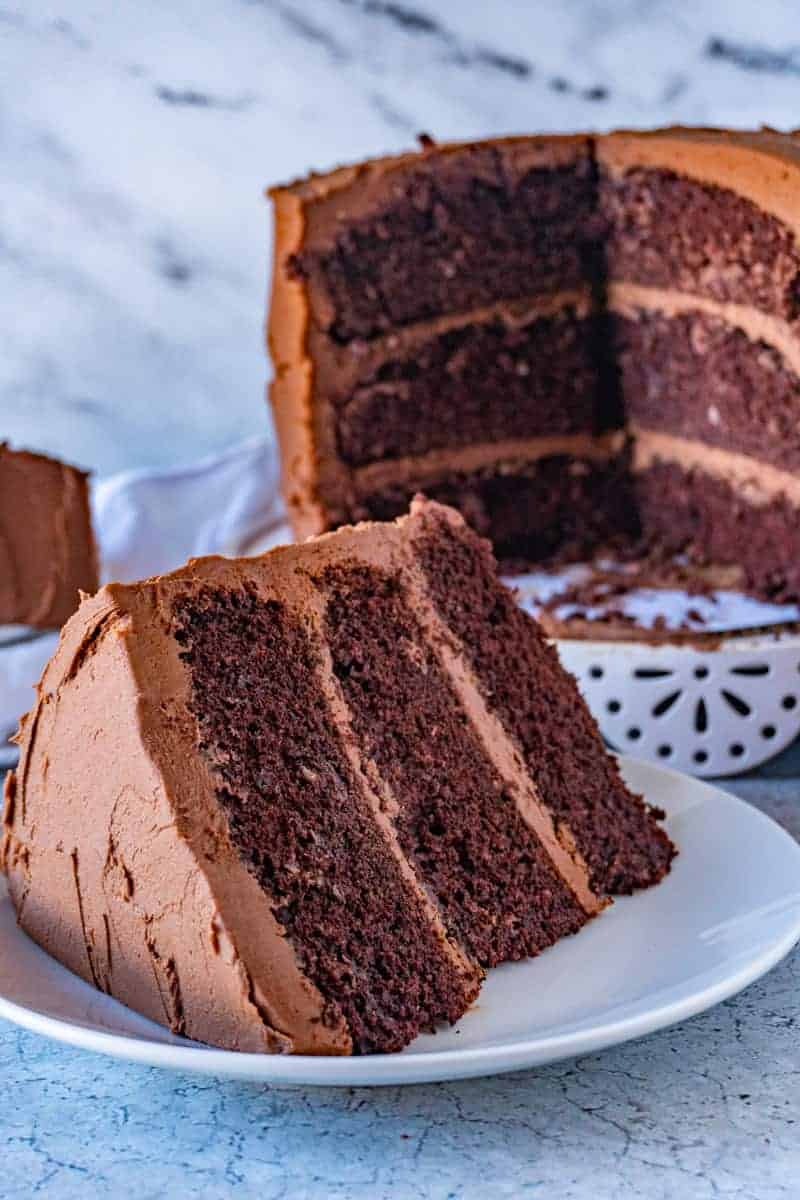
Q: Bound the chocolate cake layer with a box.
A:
[0,443,98,628]
[634,460,800,602]
[601,167,800,323]
[411,505,675,893]
[355,452,639,567]
[286,141,601,343]
[613,307,800,472]
[319,563,589,966]
[335,306,614,467]
[173,585,474,1054]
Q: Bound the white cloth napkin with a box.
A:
[1,436,289,744]
[94,435,288,581]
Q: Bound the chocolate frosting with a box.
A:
[631,427,800,507]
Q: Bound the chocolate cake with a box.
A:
[268,127,800,601]
[0,443,98,628]
[1,499,673,1054]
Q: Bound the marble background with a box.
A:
[2,0,800,477]
[4,3,800,1197]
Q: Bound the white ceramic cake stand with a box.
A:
[556,630,800,778]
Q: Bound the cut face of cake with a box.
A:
[0,443,98,628]
[1,499,674,1054]
[269,127,800,600]
[599,129,800,600]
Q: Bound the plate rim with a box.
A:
[1,756,799,1086]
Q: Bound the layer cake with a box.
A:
[269,127,800,600]
[1,499,673,1054]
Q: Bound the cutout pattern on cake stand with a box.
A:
[557,634,800,778]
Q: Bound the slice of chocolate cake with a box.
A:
[0,444,98,628]
[268,127,800,601]
[1,499,673,1055]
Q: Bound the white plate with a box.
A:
[1,757,799,1086]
